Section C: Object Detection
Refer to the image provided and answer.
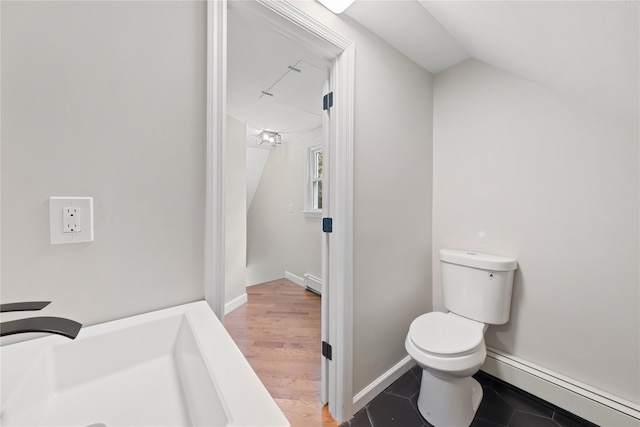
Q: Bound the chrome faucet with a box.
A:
[0,301,82,339]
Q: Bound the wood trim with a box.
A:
[483,347,640,426]
[205,0,227,320]
[330,41,355,422]
[351,356,415,414]
[224,293,247,315]
[284,271,305,287]
[208,0,355,421]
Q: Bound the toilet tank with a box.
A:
[440,249,518,325]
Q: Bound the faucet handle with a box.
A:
[1,316,82,339]
[0,301,51,313]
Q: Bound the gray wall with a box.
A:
[1,1,206,341]
[433,59,640,404]
[289,1,435,396]
[225,116,247,304]
[246,128,323,286]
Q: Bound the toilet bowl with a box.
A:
[406,312,486,376]
[406,312,487,427]
[406,249,518,427]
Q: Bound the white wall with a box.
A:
[246,128,323,286]
[1,1,206,340]
[246,147,270,212]
[433,59,640,404]
[287,1,434,396]
[225,116,247,304]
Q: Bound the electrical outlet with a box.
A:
[50,197,94,244]
[63,207,81,233]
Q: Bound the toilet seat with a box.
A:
[409,312,484,357]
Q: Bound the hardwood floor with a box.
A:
[224,278,339,427]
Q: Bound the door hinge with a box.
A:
[322,341,333,360]
[323,92,334,111]
[322,217,333,233]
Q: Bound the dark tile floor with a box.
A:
[339,366,599,427]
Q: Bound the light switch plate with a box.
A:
[49,197,94,244]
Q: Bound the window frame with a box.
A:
[304,143,323,218]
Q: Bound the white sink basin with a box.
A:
[1,301,289,427]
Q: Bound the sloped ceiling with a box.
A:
[228,5,327,146]
[345,0,639,124]
[344,0,469,73]
[228,5,328,211]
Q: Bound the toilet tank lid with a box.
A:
[440,249,518,271]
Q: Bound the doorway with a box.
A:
[205,0,356,421]
[225,3,327,290]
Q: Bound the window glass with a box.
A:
[306,145,323,213]
[313,150,323,210]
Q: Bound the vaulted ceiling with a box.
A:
[228,0,639,140]
[227,5,328,146]
[345,0,639,124]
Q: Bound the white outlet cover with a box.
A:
[49,197,94,244]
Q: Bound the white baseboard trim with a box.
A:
[351,355,415,414]
[349,349,640,426]
[224,293,247,315]
[483,347,640,426]
[284,271,305,287]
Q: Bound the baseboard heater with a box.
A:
[352,350,640,426]
[483,347,640,426]
[303,273,322,296]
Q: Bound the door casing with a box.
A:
[205,0,355,421]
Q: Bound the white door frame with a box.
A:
[205,0,355,422]
[205,0,227,322]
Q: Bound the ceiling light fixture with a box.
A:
[316,0,355,14]
[257,130,282,148]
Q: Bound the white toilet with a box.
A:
[405,249,518,427]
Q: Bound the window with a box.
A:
[305,145,323,216]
